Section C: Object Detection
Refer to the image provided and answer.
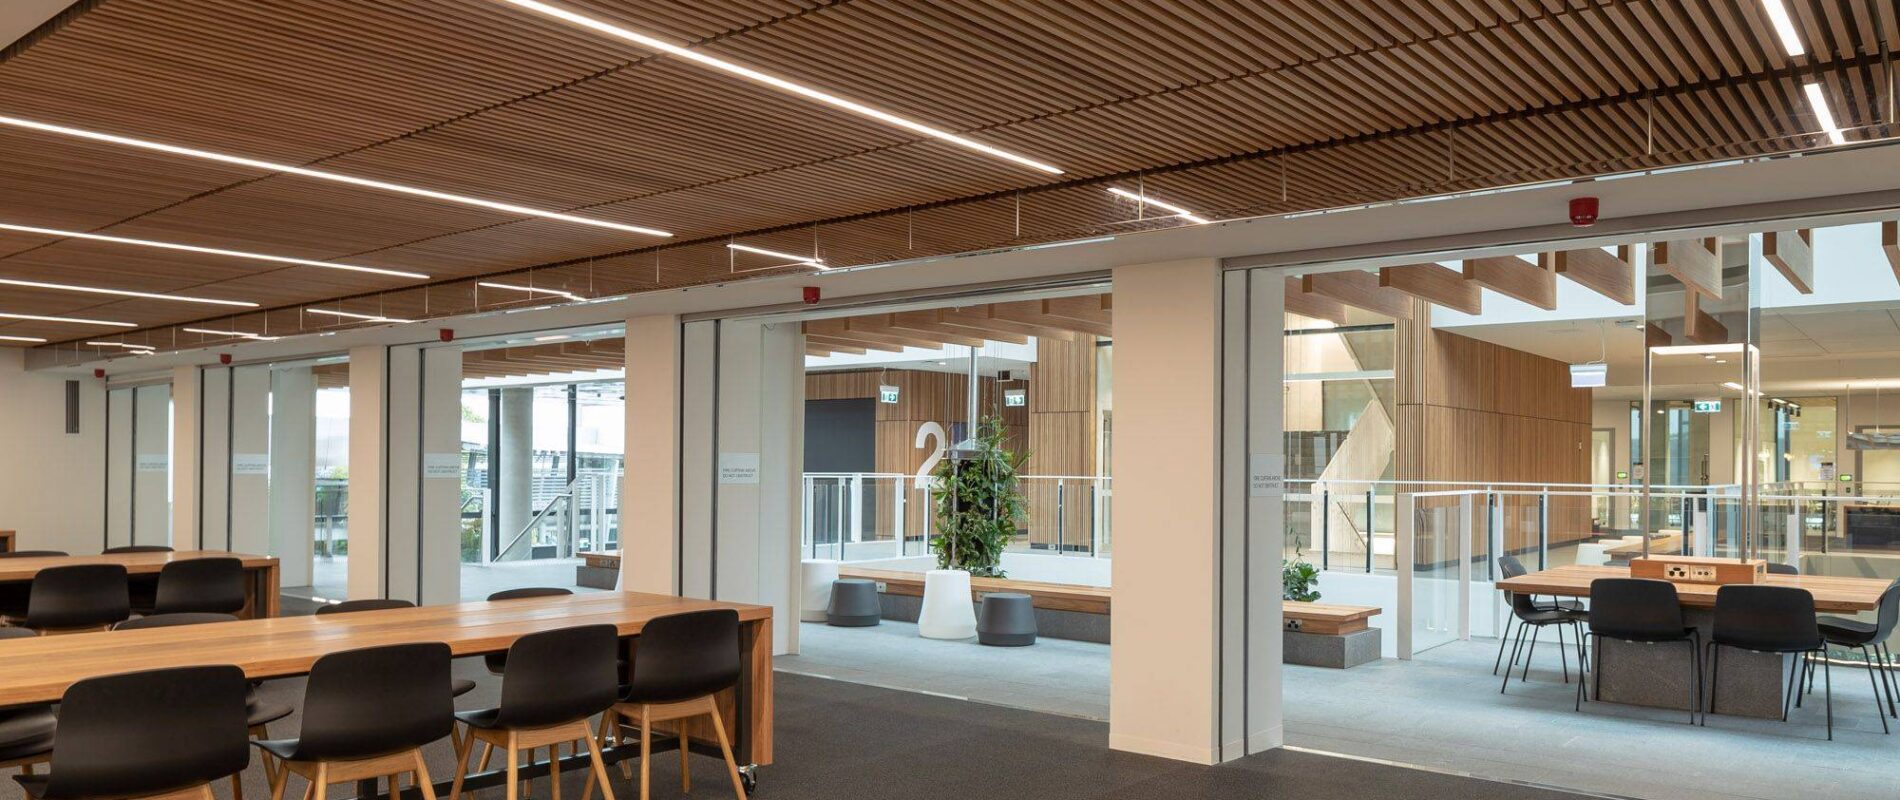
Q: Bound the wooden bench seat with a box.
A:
[835,567,1109,615]
[1283,601,1379,635]
[580,549,621,569]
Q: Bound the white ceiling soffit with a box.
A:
[39,143,1900,378]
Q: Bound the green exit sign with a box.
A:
[1692,400,1722,413]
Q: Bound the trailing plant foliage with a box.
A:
[1283,558,1321,602]
[929,415,1027,577]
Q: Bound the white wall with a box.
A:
[0,351,104,552]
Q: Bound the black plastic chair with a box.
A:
[16,664,250,800]
[111,614,290,796]
[150,558,247,616]
[253,643,453,800]
[1577,578,1702,723]
[598,610,747,800]
[1495,555,1586,683]
[314,599,416,615]
[1706,584,1836,738]
[483,588,573,675]
[0,553,65,620]
[1818,579,1900,726]
[0,629,55,778]
[313,600,477,700]
[101,546,174,554]
[452,625,620,800]
[23,564,129,633]
[1766,562,1800,575]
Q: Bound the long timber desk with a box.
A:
[0,549,279,618]
[0,591,775,796]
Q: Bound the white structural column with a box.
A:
[269,367,317,588]
[1109,258,1283,764]
[347,346,387,600]
[169,365,202,550]
[706,319,803,655]
[621,314,682,594]
[384,344,464,604]
[496,387,534,560]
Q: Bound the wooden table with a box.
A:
[0,550,280,618]
[0,592,774,771]
[1497,563,1889,612]
[1499,564,1890,719]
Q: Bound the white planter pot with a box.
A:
[800,559,841,622]
[917,569,977,639]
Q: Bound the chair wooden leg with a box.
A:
[549,742,563,800]
[413,751,439,800]
[479,743,494,773]
[505,733,520,800]
[581,722,617,800]
[268,758,290,800]
[312,765,328,800]
[679,730,690,794]
[639,706,652,800]
[449,727,475,800]
[522,747,534,798]
[702,701,746,800]
[233,773,246,800]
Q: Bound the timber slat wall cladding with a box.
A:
[1,1,1892,349]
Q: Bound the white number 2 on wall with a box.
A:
[914,421,946,489]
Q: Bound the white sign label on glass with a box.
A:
[718,452,761,485]
[232,454,269,475]
[1249,453,1285,498]
[135,454,168,472]
[423,453,462,480]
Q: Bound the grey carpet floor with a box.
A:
[38,668,1583,800]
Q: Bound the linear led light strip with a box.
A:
[183,326,279,341]
[1803,83,1846,145]
[0,335,46,343]
[0,223,429,280]
[87,341,155,350]
[0,311,133,327]
[496,0,1063,176]
[727,243,825,269]
[0,276,256,307]
[306,308,415,324]
[478,281,583,302]
[0,115,672,238]
[1107,187,1211,224]
[1760,0,1805,57]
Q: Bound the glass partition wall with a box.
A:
[1269,213,1900,662]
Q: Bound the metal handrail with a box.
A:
[498,492,572,561]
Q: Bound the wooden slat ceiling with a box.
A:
[804,295,1110,355]
[0,0,1892,355]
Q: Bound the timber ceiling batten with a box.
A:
[0,0,1888,352]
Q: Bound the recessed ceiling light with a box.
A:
[183,327,279,341]
[478,281,583,302]
[0,222,430,280]
[0,114,671,238]
[496,0,1063,176]
[1760,0,1805,57]
[727,243,826,269]
[1106,187,1211,224]
[1803,82,1846,145]
[0,311,134,327]
[305,308,415,324]
[0,335,46,343]
[0,277,257,307]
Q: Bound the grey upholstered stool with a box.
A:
[977,592,1037,646]
[827,578,882,627]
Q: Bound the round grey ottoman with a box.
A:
[826,578,882,627]
[976,592,1037,646]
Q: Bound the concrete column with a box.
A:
[269,367,317,588]
[621,314,681,594]
[496,387,534,560]
[170,365,201,550]
[1108,258,1226,763]
[347,346,387,600]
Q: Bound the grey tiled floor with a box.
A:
[782,621,1900,800]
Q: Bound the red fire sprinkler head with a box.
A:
[439,328,455,343]
[1569,196,1600,227]
[802,286,821,305]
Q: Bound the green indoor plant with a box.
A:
[1283,558,1321,602]
[928,415,1027,578]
